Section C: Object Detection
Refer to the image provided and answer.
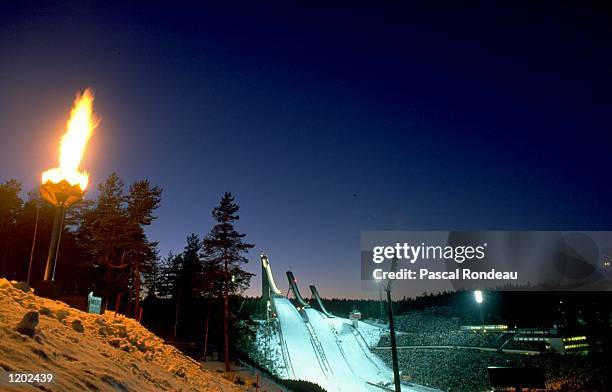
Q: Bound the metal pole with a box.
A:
[43,204,66,281]
[26,203,40,284]
[379,281,384,321]
[386,288,401,392]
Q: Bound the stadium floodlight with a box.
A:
[474,290,484,304]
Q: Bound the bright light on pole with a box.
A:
[474,290,484,328]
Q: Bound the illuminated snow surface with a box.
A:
[267,297,440,392]
[0,278,243,392]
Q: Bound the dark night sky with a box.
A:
[1,2,611,298]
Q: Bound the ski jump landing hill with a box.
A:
[260,254,438,392]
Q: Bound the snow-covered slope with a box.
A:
[0,278,243,392]
[258,256,438,392]
[272,297,329,382]
[303,307,390,392]
[270,298,437,392]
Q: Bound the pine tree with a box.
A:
[0,179,22,231]
[163,235,202,338]
[125,180,162,318]
[79,173,127,269]
[201,192,254,372]
[154,251,180,299]
[77,173,161,315]
[142,253,160,297]
[0,180,23,277]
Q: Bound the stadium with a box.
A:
[251,255,611,391]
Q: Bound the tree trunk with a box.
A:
[174,290,181,338]
[224,253,230,373]
[0,240,9,276]
[114,292,122,317]
[203,306,210,362]
[0,217,5,276]
[134,260,140,319]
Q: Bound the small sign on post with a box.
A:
[87,291,102,314]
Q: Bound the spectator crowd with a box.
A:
[372,306,608,391]
[376,348,607,392]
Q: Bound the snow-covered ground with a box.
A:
[273,298,329,382]
[303,307,391,391]
[354,319,387,347]
[257,297,439,392]
[0,278,243,392]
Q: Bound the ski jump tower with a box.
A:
[286,271,310,307]
[261,253,283,303]
[309,285,333,317]
[261,252,333,317]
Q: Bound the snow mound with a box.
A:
[0,278,243,392]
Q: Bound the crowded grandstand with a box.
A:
[368,301,610,391]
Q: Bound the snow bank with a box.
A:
[0,278,243,392]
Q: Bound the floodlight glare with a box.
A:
[474,290,483,304]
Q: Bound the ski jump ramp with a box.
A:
[260,254,438,392]
[310,284,334,317]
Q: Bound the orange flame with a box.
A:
[42,88,98,190]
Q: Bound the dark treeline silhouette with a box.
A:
[0,177,255,366]
[140,295,261,360]
[0,174,161,318]
[140,194,255,367]
[314,289,612,336]
[3,175,611,370]
[1,179,76,289]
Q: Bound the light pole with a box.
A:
[376,277,384,321]
[385,258,401,392]
[474,290,484,327]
